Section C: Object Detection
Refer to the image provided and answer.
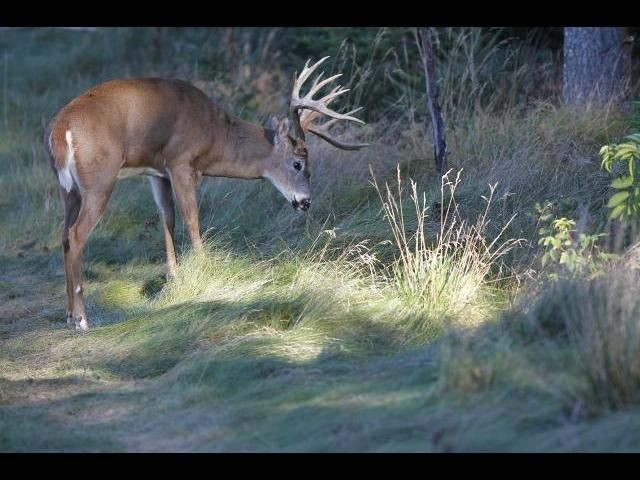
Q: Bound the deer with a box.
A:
[45,56,369,331]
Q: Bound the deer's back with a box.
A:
[47,78,219,169]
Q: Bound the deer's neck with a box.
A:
[202,112,273,179]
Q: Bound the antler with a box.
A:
[290,56,370,150]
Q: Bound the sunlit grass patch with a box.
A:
[95,279,148,311]
[373,167,522,340]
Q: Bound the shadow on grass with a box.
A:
[0,228,601,451]
[0,379,127,452]
[0,329,589,452]
[3,272,625,451]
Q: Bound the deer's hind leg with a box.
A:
[149,175,177,279]
[59,134,120,331]
[61,186,82,325]
[65,183,115,331]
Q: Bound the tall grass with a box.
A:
[540,256,640,410]
[374,167,522,338]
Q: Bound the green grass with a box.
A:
[1,27,640,452]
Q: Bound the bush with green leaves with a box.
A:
[601,133,640,222]
[536,202,612,280]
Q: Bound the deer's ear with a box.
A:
[273,118,290,145]
[265,115,279,131]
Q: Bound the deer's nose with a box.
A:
[292,198,311,211]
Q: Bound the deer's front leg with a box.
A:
[61,187,82,325]
[170,165,203,253]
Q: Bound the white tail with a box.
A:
[45,57,368,330]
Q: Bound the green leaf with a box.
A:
[626,133,640,144]
[610,203,626,219]
[607,190,630,208]
[618,144,640,157]
[611,176,634,189]
[559,252,569,264]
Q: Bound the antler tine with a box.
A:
[290,56,369,150]
[292,56,331,101]
[315,107,364,130]
[297,100,365,125]
[299,85,341,127]
[300,105,362,132]
[307,126,371,151]
[291,57,363,124]
[306,108,370,151]
[307,73,343,99]
[299,109,323,129]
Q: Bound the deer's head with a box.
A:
[263,56,369,211]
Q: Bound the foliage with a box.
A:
[373,167,521,335]
[536,201,613,280]
[631,100,640,133]
[601,133,640,221]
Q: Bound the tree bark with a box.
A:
[563,27,630,107]
[418,27,448,177]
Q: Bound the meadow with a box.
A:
[1,27,640,452]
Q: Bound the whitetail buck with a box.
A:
[46,57,369,331]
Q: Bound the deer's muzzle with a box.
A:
[292,198,311,211]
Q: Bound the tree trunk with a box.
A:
[563,27,630,107]
[418,27,448,177]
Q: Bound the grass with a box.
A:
[374,167,522,338]
[1,27,640,452]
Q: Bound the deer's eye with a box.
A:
[293,161,302,171]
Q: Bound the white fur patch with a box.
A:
[262,171,292,203]
[149,176,166,204]
[57,130,78,193]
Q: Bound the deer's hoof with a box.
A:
[74,315,89,332]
